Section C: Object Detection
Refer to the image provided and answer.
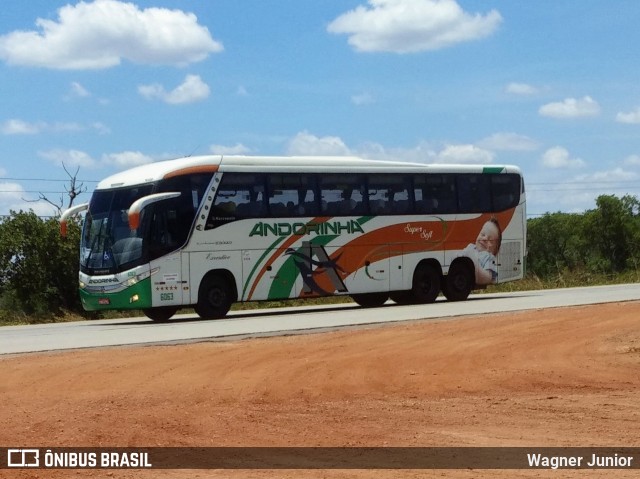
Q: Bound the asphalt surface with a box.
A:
[1,283,639,355]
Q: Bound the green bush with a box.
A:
[0,211,83,318]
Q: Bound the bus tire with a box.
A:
[351,293,389,308]
[443,260,473,302]
[195,274,233,319]
[411,262,441,304]
[390,291,414,305]
[143,307,178,322]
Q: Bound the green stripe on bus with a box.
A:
[241,235,287,299]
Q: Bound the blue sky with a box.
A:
[1,0,640,217]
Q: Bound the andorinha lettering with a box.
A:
[88,278,119,284]
[249,220,364,237]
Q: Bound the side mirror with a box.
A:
[128,192,181,229]
[59,203,89,237]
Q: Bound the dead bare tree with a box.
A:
[24,163,88,216]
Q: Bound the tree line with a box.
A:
[1,194,639,321]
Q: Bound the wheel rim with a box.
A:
[207,288,225,307]
[452,273,469,292]
[419,275,433,295]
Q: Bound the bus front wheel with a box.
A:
[351,293,389,308]
[442,261,473,302]
[143,307,178,322]
[195,275,233,319]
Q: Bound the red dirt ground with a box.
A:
[1,301,639,478]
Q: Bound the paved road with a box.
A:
[2,283,639,355]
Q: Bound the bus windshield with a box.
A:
[80,173,213,275]
[80,185,153,274]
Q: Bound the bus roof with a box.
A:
[96,155,522,190]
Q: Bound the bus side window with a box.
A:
[267,175,318,217]
[368,174,411,215]
[457,174,491,213]
[206,173,266,229]
[491,174,520,211]
[319,175,365,216]
[414,174,456,214]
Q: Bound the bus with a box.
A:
[60,155,526,321]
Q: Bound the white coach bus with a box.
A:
[60,155,526,321]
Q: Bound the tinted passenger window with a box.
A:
[414,175,457,214]
[267,175,318,217]
[206,173,266,229]
[319,175,366,216]
[457,174,491,213]
[491,174,521,211]
[368,174,411,215]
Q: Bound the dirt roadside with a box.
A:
[1,301,639,478]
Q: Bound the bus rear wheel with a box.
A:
[195,275,233,319]
[351,293,389,308]
[143,307,178,322]
[390,291,414,305]
[411,263,441,304]
[442,261,473,302]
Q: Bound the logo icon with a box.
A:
[286,241,348,295]
[7,449,39,468]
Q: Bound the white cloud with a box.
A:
[436,144,494,164]
[616,107,640,124]
[327,0,502,53]
[139,75,210,105]
[1,119,110,135]
[0,181,62,216]
[541,146,585,169]
[0,0,222,70]
[285,131,495,165]
[1,119,42,135]
[38,149,99,169]
[505,82,538,95]
[209,143,252,155]
[573,167,639,187]
[351,92,375,106]
[91,122,111,135]
[0,182,25,206]
[477,132,539,152]
[623,154,640,166]
[69,81,90,98]
[102,151,153,168]
[287,131,353,156]
[539,96,601,119]
[358,140,437,163]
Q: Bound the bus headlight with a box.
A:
[123,268,157,288]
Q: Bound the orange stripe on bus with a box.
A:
[163,165,219,179]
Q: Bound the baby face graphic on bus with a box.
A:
[461,218,502,285]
